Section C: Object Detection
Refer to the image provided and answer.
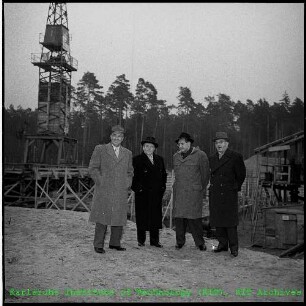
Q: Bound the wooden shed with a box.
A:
[245,131,304,250]
[263,206,304,249]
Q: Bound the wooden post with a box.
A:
[73,141,78,164]
[57,139,63,165]
[279,242,304,258]
[64,167,67,210]
[40,142,46,163]
[169,193,173,229]
[23,138,29,163]
[170,169,174,229]
[34,166,38,208]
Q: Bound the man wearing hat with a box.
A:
[208,132,246,257]
[172,132,210,251]
[88,125,134,254]
[131,136,167,247]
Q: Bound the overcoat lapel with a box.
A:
[210,150,232,174]
[176,153,184,163]
[176,147,195,163]
[106,143,120,162]
[141,152,154,168]
[117,147,125,162]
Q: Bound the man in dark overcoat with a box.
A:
[131,136,167,247]
[172,132,210,251]
[88,125,134,254]
[208,132,246,257]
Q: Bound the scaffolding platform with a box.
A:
[4,163,94,212]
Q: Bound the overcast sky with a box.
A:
[3,2,304,110]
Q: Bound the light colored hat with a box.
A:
[111,125,125,134]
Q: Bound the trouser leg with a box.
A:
[93,223,107,248]
[188,218,205,247]
[109,226,123,247]
[175,218,187,245]
[149,229,159,245]
[227,226,238,252]
[215,227,229,249]
[137,228,146,244]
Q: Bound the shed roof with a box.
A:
[254,130,304,154]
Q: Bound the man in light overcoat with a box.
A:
[88,125,134,254]
[172,132,210,251]
[208,132,246,257]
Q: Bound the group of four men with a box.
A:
[88,125,246,257]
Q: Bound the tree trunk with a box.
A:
[140,114,145,154]
[135,116,138,153]
[153,113,158,137]
[87,119,91,164]
[267,114,269,143]
[163,119,166,160]
[82,119,87,166]
[119,107,122,126]
[100,111,103,143]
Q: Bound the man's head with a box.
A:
[175,132,194,153]
[110,125,124,147]
[141,136,158,156]
[213,132,229,155]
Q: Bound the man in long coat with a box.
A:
[173,132,210,251]
[88,125,133,254]
[131,136,167,247]
[208,132,246,257]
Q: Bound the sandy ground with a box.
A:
[3,206,304,303]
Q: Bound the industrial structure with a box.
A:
[4,3,93,211]
[29,2,77,165]
[241,130,304,253]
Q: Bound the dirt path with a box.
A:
[3,206,304,303]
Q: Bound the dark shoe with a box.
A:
[109,245,126,251]
[231,250,238,257]
[138,242,145,247]
[213,245,228,253]
[94,247,105,254]
[175,244,184,249]
[198,244,207,251]
[150,242,163,248]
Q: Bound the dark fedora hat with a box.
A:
[175,132,194,144]
[141,136,158,148]
[213,131,229,142]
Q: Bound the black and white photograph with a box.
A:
[2,2,304,303]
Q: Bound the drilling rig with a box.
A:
[29,2,77,165]
[4,3,93,211]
